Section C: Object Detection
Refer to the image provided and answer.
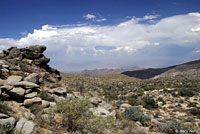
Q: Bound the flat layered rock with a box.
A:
[41,100,50,108]
[24,73,40,84]
[0,117,16,126]
[14,81,39,88]
[0,79,5,86]
[0,85,13,91]
[24,97,42,107]
[49,87,66,95]
[6,75,22,85]
[0,113,9,118]
[9,87,25,98]
[15,117,36,134]
[25,92,38,99]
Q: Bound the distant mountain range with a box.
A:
[80,67,144,76]
[122,59,200,80]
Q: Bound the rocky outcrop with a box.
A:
[0,45,64,133]
[0,45,61,81]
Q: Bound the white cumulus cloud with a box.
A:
[0,12,200,72]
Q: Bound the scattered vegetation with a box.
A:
[123,106,151,125]
[0,122,15,134]
[35,98,117,134]
[178,88,195,97]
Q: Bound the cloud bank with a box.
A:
[0,13,200,72]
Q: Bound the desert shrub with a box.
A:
[178,88,195,97]
[142,96,158,109]
[123,106,151,125]
[157,120,197,134]
[127,98,137,106]
[36,98,116,133]
[56,98,91,131]
[141,85,155,91]
[0,122,15,134]
[137,92,144,96]
[0,102,12,114]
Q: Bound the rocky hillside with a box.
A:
[0,45,200,134]
[122,59,200,80]
[81,67,144,76]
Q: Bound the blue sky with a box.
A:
[0,0,200,72]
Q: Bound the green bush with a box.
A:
[178,88,195,97]
[0,122,15,134]
[123,106,151,125]
[128,98,137,106]
[157,120,197,134]
[36,98,116,133]
[142,96,158,109]
[0,102,12,114]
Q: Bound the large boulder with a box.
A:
[41,100,50,108]
[9,87,25,99]
[0,85,13,91]
[0,117,16,126]
[14,81,39,89]
[24,97,42,107]
[33,57,50,66]
[5,75,22,85]
[25,92,38,99]
[48,87,66,96]
[15,117,36,134]
[24,73,40,84]
[8,47,21,59]
[25,45,47,53]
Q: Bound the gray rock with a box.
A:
[0,113,9,118]
[0,88,1,96]
[41,100,50,108]
[66,93,75,99]
[9,87,25,98]
[24,73,40,84]
[1,92,10,99]
[0,60,10,67]
[8,47,21,58]
[14,81,39,88]
[24,97,42,107]
[39,72,49,83]
[25,92,38,99]
[89,97,102,106]
[0,79,5,86]
[24,112,36,120]
[25,45,46,53]
[25,89,32,94]
[0,85,13,91]
[33,57,50,66]
[15,117,36,134]
[6,75,22,85]
[0,117,16,126]
[15,117,26,133]
[49,102,56,107]
[49,87,66,95]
